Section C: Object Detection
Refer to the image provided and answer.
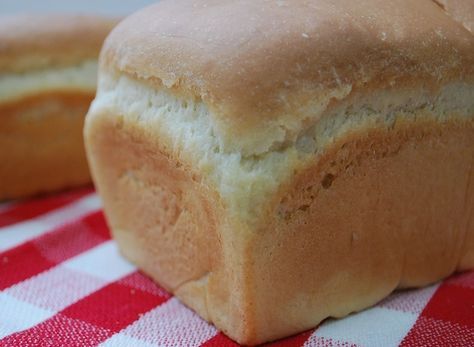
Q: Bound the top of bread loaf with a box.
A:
[101,0,474,156]
[0,14,118,73]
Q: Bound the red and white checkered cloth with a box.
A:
[0,187,473,347]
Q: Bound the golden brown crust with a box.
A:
[251,119,474,342]
[0,92,93,199]
[85,104,474,344]
[101,0,474,154]
[84,108,248,339]
[434,0,474,32]
[0,14,118,73]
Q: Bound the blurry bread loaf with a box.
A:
[85,0,474,344]
[0,15,117,199]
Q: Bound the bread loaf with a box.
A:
[0,15,117,199]
[85,1,474,344]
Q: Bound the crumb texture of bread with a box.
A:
[85,0,474,344]
[90,73,474,224]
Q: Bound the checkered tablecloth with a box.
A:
[0,187,473,346]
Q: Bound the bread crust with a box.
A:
[434,0,474,32]
[0,93,93,199]
[0,14,117,73]
[85,106,474,344]
[85,108,249,340]
[251,118,474,342]
[101,0,474,155]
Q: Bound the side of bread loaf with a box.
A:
[86,75,474,344]
[85,0,474,344]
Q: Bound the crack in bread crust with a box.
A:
[90,72,474,225]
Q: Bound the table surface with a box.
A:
[0,187,473,346]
